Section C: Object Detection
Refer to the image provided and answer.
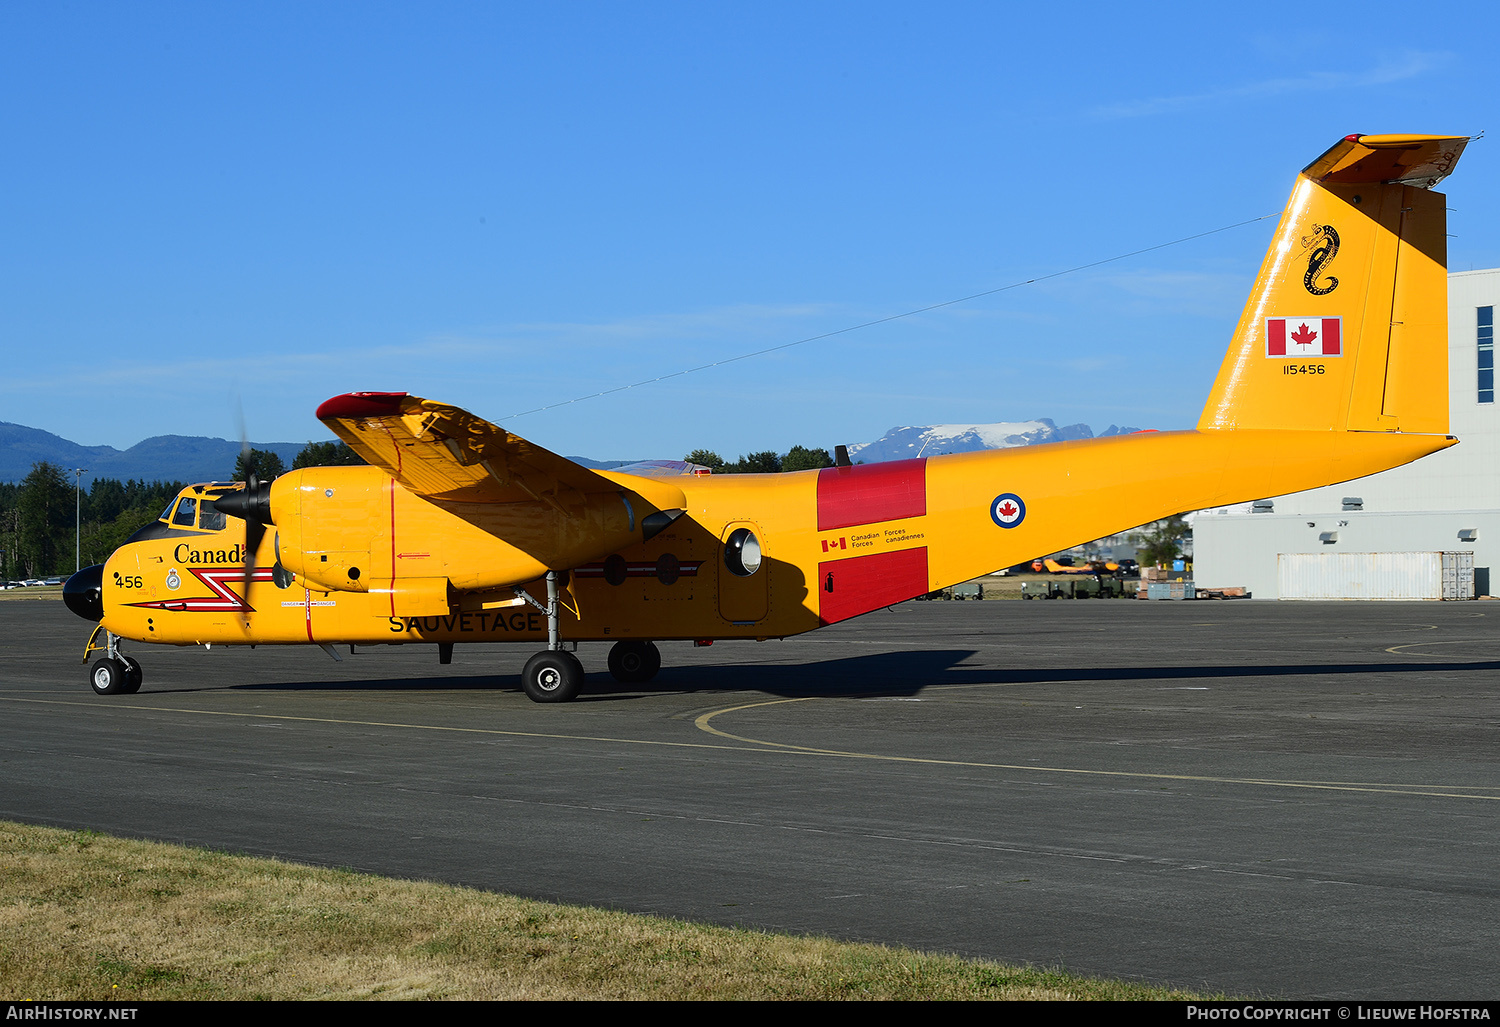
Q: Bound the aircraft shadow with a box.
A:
[212,650,1500,701]
[222,649,975,699]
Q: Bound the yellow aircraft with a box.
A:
[1041,558,1118,575]
[64,133,1469,702]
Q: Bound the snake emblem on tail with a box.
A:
[1301,223,1340,295]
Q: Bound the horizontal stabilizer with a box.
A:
[1302,134,1468,189]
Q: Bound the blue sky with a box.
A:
[2,2,1496,461]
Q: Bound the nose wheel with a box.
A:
[90,655,142,696]
[84,629,143,695]
[607,640,661,683]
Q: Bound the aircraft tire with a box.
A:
[120,656,143,694]
[90,657,129,696]
[521,650,584,703]
[607,640,661,684]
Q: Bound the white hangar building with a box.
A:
[1193,268,1500,599]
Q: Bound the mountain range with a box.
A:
[847,419,1145,463]
[2,417,1148,484]
[0,423,317,486]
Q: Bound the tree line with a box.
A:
[684,445,836,474]
[0,442,364,578]
[2,439,843,577]
[0,468,185,579]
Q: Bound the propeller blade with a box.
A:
[221,400,274,614]
[212,473,274,611]
[242,472,261,601]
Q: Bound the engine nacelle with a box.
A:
[270,466,671,606]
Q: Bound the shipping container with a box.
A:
[1277,552,1475,600]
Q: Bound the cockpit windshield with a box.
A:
[172,497,198,527]
[161,492,227,531]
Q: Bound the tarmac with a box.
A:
[3,595,1498,999]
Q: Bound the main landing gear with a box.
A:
[607,640,661,684]
[520,650,584,703]
[513,571,664,702]
[84,627,142,696]
[515,571,585,703]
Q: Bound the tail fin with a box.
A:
[1199,134,1468,435]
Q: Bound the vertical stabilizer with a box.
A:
[1198,134,1467,434]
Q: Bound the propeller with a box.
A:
[212,411,276,609]
[214,473,274,607]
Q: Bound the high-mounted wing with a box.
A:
[316,392,685,512]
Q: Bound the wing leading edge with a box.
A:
[316,392,686,513]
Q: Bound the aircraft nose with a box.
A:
[63,564,105,622]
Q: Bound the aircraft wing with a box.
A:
[316,392,685,510]
[607,459,710,477]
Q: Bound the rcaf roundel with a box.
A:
[1267,316,1341,358]
[990,493,1025,528]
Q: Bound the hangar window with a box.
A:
[1480,306,1494,404]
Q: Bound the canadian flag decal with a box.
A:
[1267,316,1341,358]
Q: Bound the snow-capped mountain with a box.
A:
[848,419,1146,463]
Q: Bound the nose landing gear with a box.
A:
[84,627,142,695]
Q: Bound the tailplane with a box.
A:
[1198,134,1468,435]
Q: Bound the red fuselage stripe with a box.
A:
[816,459,927,531]
[818,546,930,625]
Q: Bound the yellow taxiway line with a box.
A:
[693,695,1500,802]
[6,688,1498,803]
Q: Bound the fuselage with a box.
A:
[86,425,1452,648]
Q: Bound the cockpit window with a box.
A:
[160,498,178,522]
[199,505,225,531]
[172,497,198,527]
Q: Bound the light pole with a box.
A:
[74,468,87,572]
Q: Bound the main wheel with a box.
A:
[607,640,661,684]
[90,657,129,696]
[120,656,143,694]
[521,650,584,703]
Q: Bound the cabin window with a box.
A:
[724,528,763,577]
[1480,306,1494,404]
[172,497,198,527]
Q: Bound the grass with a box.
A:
[0,586,63,602]
[0,820,1208,1001]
